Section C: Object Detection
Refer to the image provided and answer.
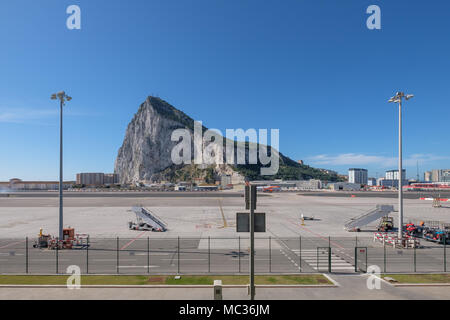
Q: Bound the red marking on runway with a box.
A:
[120,231,146,250]
[0,240,26,249]
[287,218,345,249]
[420,197,449,201]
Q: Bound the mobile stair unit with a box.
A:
[129,206,168,232]
[344,205,394,232]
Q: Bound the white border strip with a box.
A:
[322,273,340,287]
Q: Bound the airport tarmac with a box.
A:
[0,192,449,275]
[0,191,449,238]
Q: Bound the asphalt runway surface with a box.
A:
[0,236,447,275]
[298,191,450,199]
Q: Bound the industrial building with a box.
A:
[218,173,245,186]
[328,182,361,191]
[348,168,368,185]
[0,178,74,190]
[220,174,232,186]
[251,179,322,190]
[424,169,450,182]
[194,185,219,191]
[295,179,322,190]
[435,169,450,182]
[385,169,406,181]
[405,182,450,191]
[76,173,119,186]
[375,170,408,189]
[104,173,119,185]
[378,179,402,189]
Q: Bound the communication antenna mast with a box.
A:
[416,161,420,182]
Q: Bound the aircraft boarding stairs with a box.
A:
[344,205,394,231]
[131,206,168,231]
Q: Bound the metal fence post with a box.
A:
[299,236,302,273]
[209,237,212,272]
[366,248,368,272]
[414,245,416,273]
[238,236,241,273]
[384,242,386,273]
[56,237,59,274]
[147,237,150,274]
[86,236,89,274]
[25,237,28,274]
[116,236,119,274]
[354,247,357,272]
[269,236,271,273]
[444,235,447,273]
[328,236,331,273]
[177,236,180,274]
[316,247,319,271]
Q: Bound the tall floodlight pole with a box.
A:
[388,92,414,239]
[51,91,72,240]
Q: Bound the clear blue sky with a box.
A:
[0,0,449,181]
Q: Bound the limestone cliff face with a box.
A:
[114,96,241,184]
[115,97,190,183]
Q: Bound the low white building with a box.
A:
[174,185,187,191]
[329,182,361,191]
[2,178,74,190]
[385,169,406,181]
[251,179,322,190]
[295,179,322,190]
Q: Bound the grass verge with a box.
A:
[0,274,332,285]
[382,274,450,284]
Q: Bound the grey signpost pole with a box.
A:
[238,236,241,273]
[241,184,258,299]
[249,185,255,300]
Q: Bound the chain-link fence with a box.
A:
[0,236,447,274]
